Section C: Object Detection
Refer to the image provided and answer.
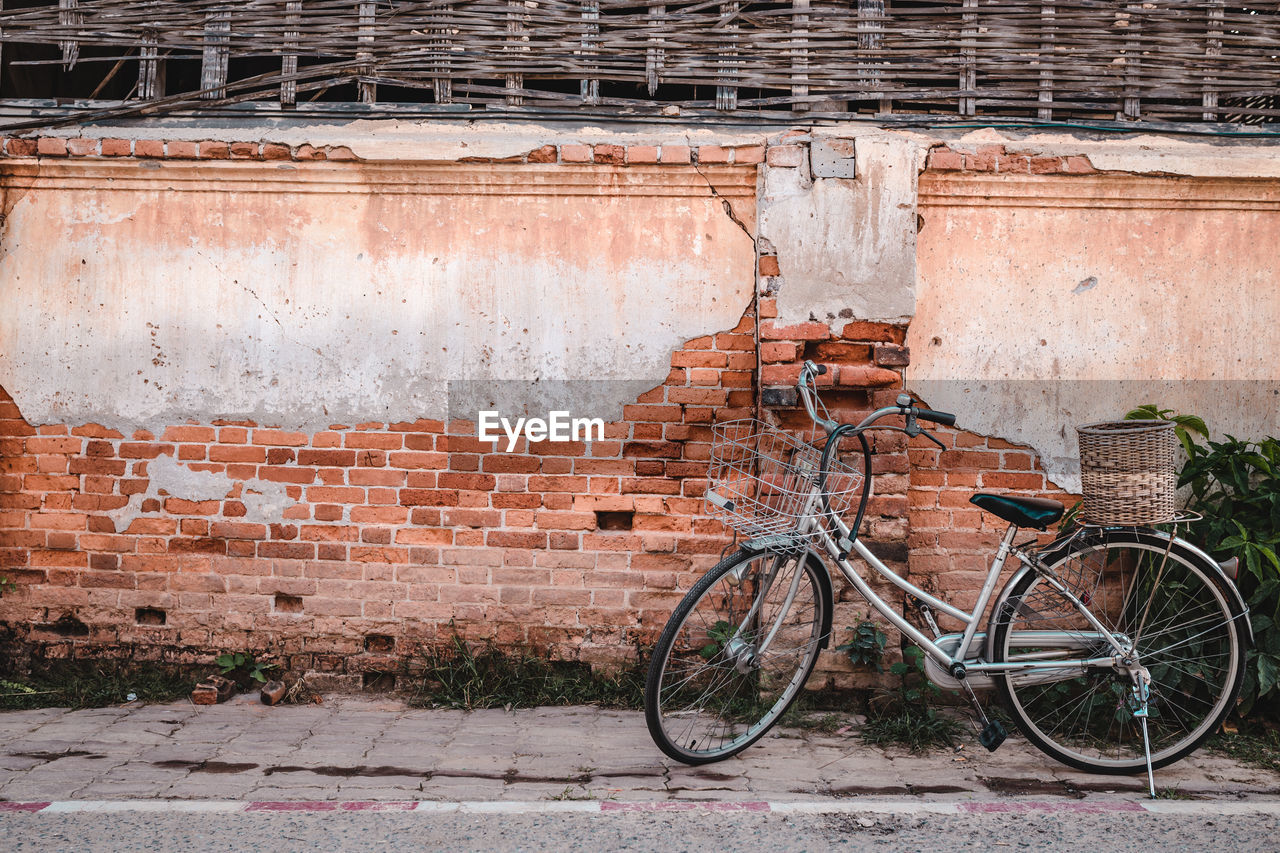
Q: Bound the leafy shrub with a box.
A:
[1127,405,1280,717]
[836,620,888,672]
[215,652,278,686]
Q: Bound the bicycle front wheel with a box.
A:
[992,530,1245,774]
[645,547,829,764]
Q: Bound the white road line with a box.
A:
[6,798,1280,817]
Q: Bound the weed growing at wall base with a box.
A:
[403,636,646,711]
[0,660,196,711]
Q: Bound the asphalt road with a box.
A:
[4,809,1279,853]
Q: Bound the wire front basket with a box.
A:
[704,419,864,550]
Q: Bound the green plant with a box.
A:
[0,576,15,596]
[836,620,888,672]
[860,646,962,753]
[216,652,278,685]
[0,661,196,710]
[699,620,737,660]
[1125,405,1280,718]
[404,635,646,711]
[1209,728,1280,774]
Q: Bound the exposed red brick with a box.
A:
[926,147,964,171]
[1062,155,1096,174]
[100,138,132,157]
[526,144,557,163]
[697,145,730,164]
[261,143,291,161]
[760,321,830,341]
[134,139,165,158]
[757,255,781,277]
[293,144,326,160]
[625,145,658,164]
[766,145,805,168]
[593,144,626,165]
[6,138,37,157]
[733,145,765,164]
[199,141,230,159]
[229,142,260,159]
[165,140,200,159]
[37,138,68,157]
[658,145,690,164]
[560,144,592,163]
[66,138,98,156]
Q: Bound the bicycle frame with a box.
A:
[755,381,1133,686]
[793,511,1124,681]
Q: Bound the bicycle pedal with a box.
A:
[979,720,1007,752]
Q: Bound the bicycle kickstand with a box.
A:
[957,676,1007,753]
[1132,677,1157,799]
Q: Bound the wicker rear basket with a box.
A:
[1076,420,1177,526]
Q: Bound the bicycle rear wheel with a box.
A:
[991,530,1245,774]
[645,547,829,764]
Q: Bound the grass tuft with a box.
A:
[1209,728,1280,774]
[402,636,645,711]
[860,704,963,753]
[0,660,197,710]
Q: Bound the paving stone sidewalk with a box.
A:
[1,695,1277,804]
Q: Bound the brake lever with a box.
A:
[922,430,946,450]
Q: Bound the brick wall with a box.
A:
[0,131,1090,691]
[0,293,770,678]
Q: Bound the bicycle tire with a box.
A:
[645,547,829,764]
[991,529,1245,774]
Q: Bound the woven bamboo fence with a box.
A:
[0,1,1277,123]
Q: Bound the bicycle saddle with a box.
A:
[969,493,1064,530]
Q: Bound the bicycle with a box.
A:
[644,360,1251,793]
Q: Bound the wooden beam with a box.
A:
[716,1,738,111]
[645,3,664,96]
[281,0,300,107]
[358,1,375,104]
[792,0,809,112]
[1121,3,1141,120]
[506,0,524,106]
[858,0,887,114]
[1038,2,1054,121]
[138,36,163,100]
[1203,0,1223,121]
[960,0,976,116]
[200,8,230,100]
[432,2,453,104]
[580,0,599,105]
[59,0,80,70]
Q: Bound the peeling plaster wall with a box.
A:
[0,158,755,435]
[911,168,1280,489]
[758,131,923,330]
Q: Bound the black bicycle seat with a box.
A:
[969,493,1065,530]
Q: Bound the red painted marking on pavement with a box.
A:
[0,802,50,812]
[601,801,770,813]
[959,800,1144,814]
[246,801,339,812]
[339,802,417,811]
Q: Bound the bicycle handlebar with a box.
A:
[915,408,957,427]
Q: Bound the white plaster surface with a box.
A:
[0,159,755,432]
[759,131,922,328]
[911,172,1280,489]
